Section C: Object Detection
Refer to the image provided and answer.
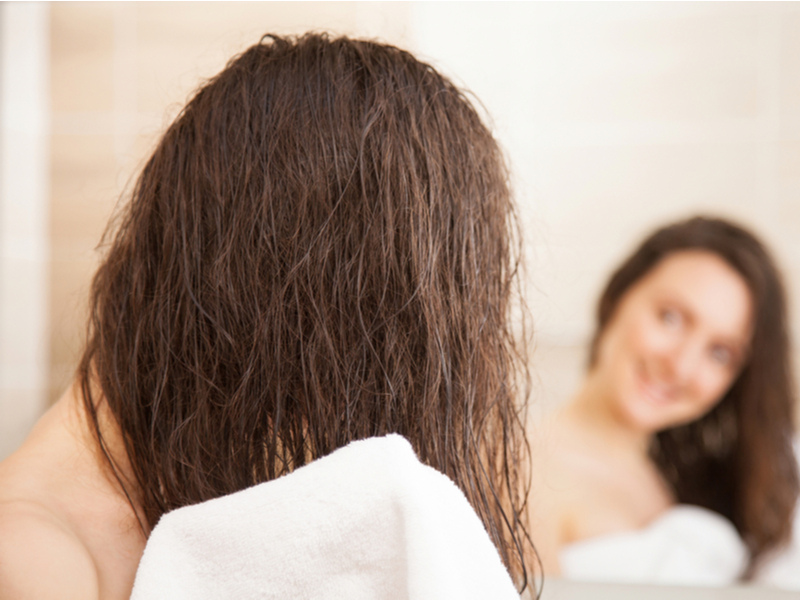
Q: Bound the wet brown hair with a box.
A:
[77,33,535,586]
[589,216,798,574]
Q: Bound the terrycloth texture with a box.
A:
[559,505,748,586]
[130,435,519,600]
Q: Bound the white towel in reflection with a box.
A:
[130,434,519,600]
[559,505,748,586]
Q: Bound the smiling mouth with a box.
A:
[635,365,676,405]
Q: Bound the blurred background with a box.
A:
[3,1,800,460]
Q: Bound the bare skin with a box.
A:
[528,251,753,574]
[0,385,146,600]
[527,402,675,573]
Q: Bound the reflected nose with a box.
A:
[662,339,701,384]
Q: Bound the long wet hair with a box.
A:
[77,33,534,586]
[589,216,798,574]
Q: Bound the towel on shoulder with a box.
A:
[130,434,520,600]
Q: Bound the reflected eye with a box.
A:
[659,308,682,328]
[710,345,733,367]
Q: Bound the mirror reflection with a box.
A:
[528,217,799,589]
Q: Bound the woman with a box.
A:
[529,216,798,583]
[0,34,533,599]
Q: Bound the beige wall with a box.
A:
[5,2,800,454]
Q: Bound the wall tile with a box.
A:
[51,2,115,112]
[51,134,118,243]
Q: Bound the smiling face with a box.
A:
[590,250,754,434]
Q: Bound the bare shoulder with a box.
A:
[0,390,146,600]
[527,415,588,573]
[529,414,590,498]
[0,499,99,600]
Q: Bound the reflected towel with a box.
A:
[560,505,748,586]
[130,434,519,600]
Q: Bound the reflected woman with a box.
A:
[529,216,798,584]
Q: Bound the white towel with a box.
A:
[130,434,519,600]
[559,505,748,586]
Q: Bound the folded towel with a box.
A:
[130,434,519,600]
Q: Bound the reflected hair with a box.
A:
[589,216,798,574]
[77,33,535,587]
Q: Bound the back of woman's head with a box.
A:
[78,33,532,583]
[590,216,798,572]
